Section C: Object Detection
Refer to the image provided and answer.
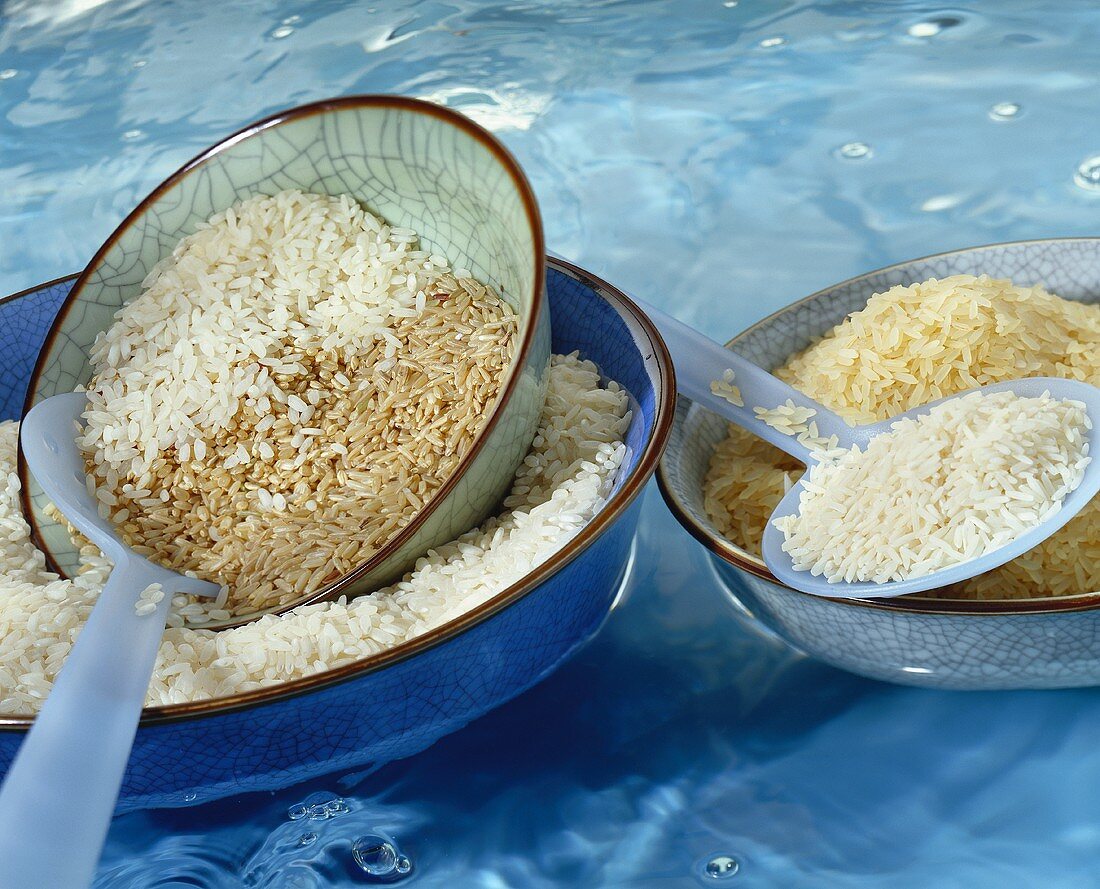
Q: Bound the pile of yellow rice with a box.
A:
[704,274,1100,599]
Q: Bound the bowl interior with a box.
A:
[24,96,544,578]
[660,238,1100,600]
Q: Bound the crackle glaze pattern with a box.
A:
[24,97,551,599]
[660,239,1100,690]
[0,259,671,811]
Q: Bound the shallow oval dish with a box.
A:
[0,258,674,810]
[659,238,1100,690]
[20,95,550,622]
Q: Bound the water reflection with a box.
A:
[3,0,1100,886]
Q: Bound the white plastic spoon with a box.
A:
[0,392,220,889]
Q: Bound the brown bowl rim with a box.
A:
[0,256,676,729]
[657,236,1100,618]
[17,94,548,624]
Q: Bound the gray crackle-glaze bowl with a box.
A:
[659,239,1100,690]
[0,257,674,810]
[20,95,550,621]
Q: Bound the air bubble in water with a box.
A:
[283,14,301,24]
[920,193,962,212]
[122,129,143,141]
[908,21,941,37]
[296,832,317,847]
[988,102,1021,121]
[289,794,350,820]
[759,35,786,48]
[0,69,16,80]
[1075,156,1100,192]
[722,1,738,6]
[354,836,395,875]
[836,141,872,160]
[705,855,740,879]
[321,798,350,818]
[271,25,295,39]
[908,16,962,38]
[183,792,197,802]
[132,59,147,69]
[352,834,411,880]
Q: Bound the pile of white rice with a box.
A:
[0,354,629,712]
[774,391,1091,583]
[705,275,1100,599]
[80,189,517,615]
[751,400,844,458]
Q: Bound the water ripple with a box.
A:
[5,2,1100,887]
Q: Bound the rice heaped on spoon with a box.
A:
[773,390,1091,583]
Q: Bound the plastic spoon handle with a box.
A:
[0,557,173,889]
[628,299,854,462]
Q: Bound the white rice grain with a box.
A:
[0,354,628,713]
[79,190,518,615]
[774,391,1091,583]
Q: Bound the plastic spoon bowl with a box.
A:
[0,391,220,889]
[639,302,1100,599]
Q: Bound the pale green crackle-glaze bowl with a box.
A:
[19,95,550,624]
[659,239,1100,690]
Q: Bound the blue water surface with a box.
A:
[3,1,1100,886]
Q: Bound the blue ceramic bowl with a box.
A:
[659,239,1100,690]
[0,257,674,811]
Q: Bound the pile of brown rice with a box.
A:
[80,189,517,615]
[0,353,629,711]
[704,274,1100,599]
